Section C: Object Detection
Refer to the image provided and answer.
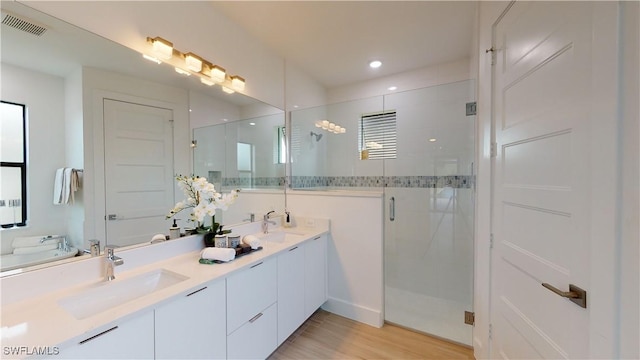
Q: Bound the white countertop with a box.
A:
[0,223,328,357]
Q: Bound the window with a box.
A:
[358,110,397,160]
[1,101,27,227]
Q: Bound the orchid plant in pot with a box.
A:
[166,175,239,246]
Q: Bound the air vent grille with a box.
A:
[2,13,47,36]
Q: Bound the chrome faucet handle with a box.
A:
[105,245,118,258]
[88,239,100,256]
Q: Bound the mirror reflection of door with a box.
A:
[237,142,254,188]
[103,99,174,247]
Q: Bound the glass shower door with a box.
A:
[383,80,475,345]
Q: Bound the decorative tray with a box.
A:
[199,246,263,265]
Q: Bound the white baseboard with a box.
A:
[321,296,384,328]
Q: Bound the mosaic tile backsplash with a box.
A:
[222,175,474,189]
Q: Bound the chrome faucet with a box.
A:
[84,239,100,257]
[262,210,277,234]
[105,245,124,281]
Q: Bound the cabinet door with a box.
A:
[305,234,328,318]
[277,245,305,345]
[226,257,277,334]
[227,303,277,360]
[155,280,226,359]
[57,311,154,359]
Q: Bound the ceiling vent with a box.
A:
[2,12,48,36]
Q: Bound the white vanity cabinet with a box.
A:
[305,234,328,318]
[155,279,226,359]
[276,244,305,345]
[226,257,277,360]
[56,311,154,359]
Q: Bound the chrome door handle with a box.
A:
[108,214,117,221]
[389,197,395,221]
[541,283,587,308]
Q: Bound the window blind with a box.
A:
[359,110,397,159]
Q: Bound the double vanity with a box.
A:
[0,219,329,359]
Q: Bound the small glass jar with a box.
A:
[228,235,241,248]
[214,234,228,248]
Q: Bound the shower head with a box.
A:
[310,131,323,142]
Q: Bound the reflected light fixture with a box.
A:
[200,76,215,86]
[149,36,173,59]
[222,86,235,94]
[388,86,397,91]
[142,54,162,64]
[184,53,203,72]
[230,75,245,91]
[429,138,437,142]
[174,67,191,76]
[369,60,382,68]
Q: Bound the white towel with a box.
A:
[201,247,235,262]
[242,235,261,250]
[53,168,81,205]
[13,244,58,255]
[53,168,65,204]
[12,236,62,248]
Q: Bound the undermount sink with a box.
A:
[256,229,306,243]
[58,269,188,319]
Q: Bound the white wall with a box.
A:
[287,191,384,327]
[619,1,639,357]
[0,64,68,254]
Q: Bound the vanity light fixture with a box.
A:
[209,65,226,83]
[174,67,191,76]
[145,36,247,93]
[148,36,173,60]
[230,75,245,91]
[184,53,203,72]
[142,54,162,64]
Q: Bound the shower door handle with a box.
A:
[390,197,395,221]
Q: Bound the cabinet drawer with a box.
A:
[227,302,277,360]
[226,257,277,334]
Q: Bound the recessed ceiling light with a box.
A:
[388,86,397,91]
[249,122,256,126]
[369,60,382,68]
[429,138,437,142]
[223,118,228,122]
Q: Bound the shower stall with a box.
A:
[290,80,475,345]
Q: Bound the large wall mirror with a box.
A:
[0,2,285,274]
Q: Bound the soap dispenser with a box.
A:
[169,219,180,239]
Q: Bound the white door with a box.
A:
[491,2,616,358]
[104,99,174,247]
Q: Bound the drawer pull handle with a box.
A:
[186,287,207,297]
[249,312,263,323]
[250,261,263,269]
[289,246,298,252]
[313,236,321,241]
[79,326,118,344]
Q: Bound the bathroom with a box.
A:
[0,2,637,359]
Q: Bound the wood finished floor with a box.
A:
[268,310,474,360]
